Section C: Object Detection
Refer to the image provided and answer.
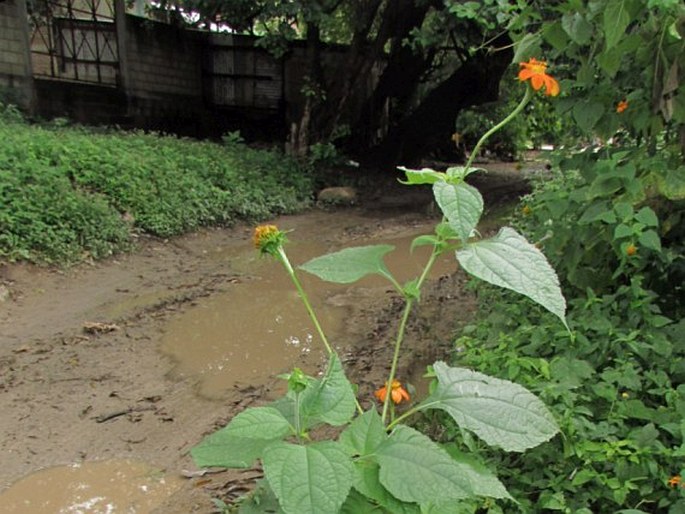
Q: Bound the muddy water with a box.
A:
[0,460,183,513]
[161,212,457,399]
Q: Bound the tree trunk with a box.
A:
[362,39,513,168]
[288,23,324,156]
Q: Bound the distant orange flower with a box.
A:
[253,224,285,255]
[375,380,410,405]
[668,475,682,488]
[626,244,637,257]
[518,58,560,97]
[616,100,629,113]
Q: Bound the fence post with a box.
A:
[113,0,130,95]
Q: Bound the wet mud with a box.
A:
[0,164,537,511]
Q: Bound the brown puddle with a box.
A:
[160,213,457,399]
[0,460,183,513]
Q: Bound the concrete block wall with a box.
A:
[0,0,33,109]
[125,16,203,98]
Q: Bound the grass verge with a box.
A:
[0,105,314,264]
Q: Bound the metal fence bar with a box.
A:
[27,0,118,85]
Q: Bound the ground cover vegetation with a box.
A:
[425,0,685,512]
[0,107,314,264]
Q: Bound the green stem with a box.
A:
[380,242,442,425]
[416,245,441,291]
[381,298,414,425]
[387,398,446,431]
[464,87,533,172]
[382,271,406,297]
[294,391,302,443]
[278,246,364,415]
[277,246,333,356]
[387,404,426,430]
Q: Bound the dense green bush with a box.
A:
[0,104,314,263]
[428,142,685,513]
[442,282,684,513]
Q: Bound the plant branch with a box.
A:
[277,246,333,355]
[381,298,414,425]
[464,86,532,171]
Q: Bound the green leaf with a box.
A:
[237,480,284,514]
[441,444,512,499]
[562,12,593,45]
[573,100,605,133]
[375,425,475,503]
[223,406,293,439]
[614,223,634,239]
[263,441,354,514]
[411,234,440,251]
[513,33,542,63]
[543,21,570,50]
[301,352,357,426]
[433,181,483,242]
[655,165,685,200]
[456,227,567,326]
[550,357,595,389]
[420,362,559,452]
[192,434,279,469]
[604,0,631,49]
[597,46,622,78]
[446,166,481,181]
[300,245,395,284]
[634,207,659,227]
[398,166,445,185]
[191,406,293,468]
[339,409,387,457]
[614,202,634,220]
[638,229,661,251]
[579,201,617,224]
[340,489,385,514]
[352,463,421,514]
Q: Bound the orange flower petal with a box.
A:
[544,76,560,97]
[530,74,544,91]
[518,68,535,81]
[518,58,560,96]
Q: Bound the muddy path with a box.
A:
[0,166,537,512]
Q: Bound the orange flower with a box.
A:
[616,100,629,113]
[668,475,682,488]
[253,224,284,255]
[374,380,410,405]
[626,244,637,257]
[518,58,560,97]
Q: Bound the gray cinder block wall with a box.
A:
[0,0,34,110]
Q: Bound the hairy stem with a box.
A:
[277,246,333,355]
[278,246,364,414]
[381,245,442,425]
[464,86,533,171]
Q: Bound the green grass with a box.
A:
[0,105,314,264]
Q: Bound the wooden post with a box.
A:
[113,0,130,94]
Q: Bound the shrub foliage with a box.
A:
[0,105,313,263]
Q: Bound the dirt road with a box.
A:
[0,166,532,511]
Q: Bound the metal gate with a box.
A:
[27,0,119,85]
[206,35,283,111]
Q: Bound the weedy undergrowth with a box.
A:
[191,60,570,513]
